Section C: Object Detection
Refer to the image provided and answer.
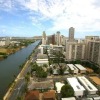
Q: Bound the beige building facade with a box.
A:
[66,42,86,60]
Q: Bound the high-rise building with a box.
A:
[66,42,86,60]
[87,41,100,66]
[85,36,100,61]
[42,31,46,40]
[5,37,10,46]
[47,34,55,45]
[60,35,66,45]
[85,36,99,41]
[56,31,61,45]
[69,27,75,42]
[42,31,46,45]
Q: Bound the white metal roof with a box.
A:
[62,97,76,100]
[93,96,100,100]
[75,64,86,70]
[86,98,93,100]
[77,76,98,92]
[67,77,85,91]
[55,82,64,93]
[37,59,48,61]
[67,64,78,71]
[36,60,48,64]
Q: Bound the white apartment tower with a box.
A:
[69,27,75,42]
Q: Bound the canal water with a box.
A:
[0,40,40,99]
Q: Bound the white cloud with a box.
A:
[1,0,100,33]
[17,0,100,32]
[0,0,13,11]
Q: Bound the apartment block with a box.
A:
[87,41,100,65]
[68,27,75,42]
[42,31,47,45]
[55,31,61,45]
[66,42,86,60]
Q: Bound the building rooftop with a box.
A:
[43,90,55,100]
[93,96,100,100]
[55,82,64,93]
[25,90,39,100]
[67,77,85,91]
[75,64,86,70]
[77,76,98,92]
[89,76,100,85]
[62,97,76,100]
[37,54,48,59]
[36,60,48,64]
[86,98,93,100]
[67,64,78,71]
[28,80,54,90]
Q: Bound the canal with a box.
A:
[0,40,40,99]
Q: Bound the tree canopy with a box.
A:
[61,84,74,98]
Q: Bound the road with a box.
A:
[4,49,38,100]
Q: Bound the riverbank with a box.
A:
[0,40,40,99]
[3,41,40,100]
[3,59,30,100]
[0,40,35,61]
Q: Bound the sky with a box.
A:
[0,0,100,38]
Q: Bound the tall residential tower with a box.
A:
[42,31,47,45]
[69,27,75,42]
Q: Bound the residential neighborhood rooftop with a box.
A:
[67,64,78,71]
[25,90,39,100]
[28,80,54,90]
[77,76,98,92]
[55,82,64,93]
[75,64,86,70]
[62,97,76,100]
[43,90,55,100]
[67,77,85,91]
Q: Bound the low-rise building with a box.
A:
[36,54,49,66]
[0,41,5,46]
[74,64,86,73]
[62,97,76,100]
[67,77,85,97]
[93,96,100,100]
[67,64,78,74]
[55,82,64,93]
[25,90,39,100]
[43,90,55,100]
[28,80,54,90]
[77,76,98,95]
[86,98,93,100]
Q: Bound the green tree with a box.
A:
[36,67,47,78]
[43,64,48,68]
[31,62,38,74]
[52,51,65,75]
[25,72,30,84]
[48,67,53,75]
[61,84,74,98]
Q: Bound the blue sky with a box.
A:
[0,0,100,38]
